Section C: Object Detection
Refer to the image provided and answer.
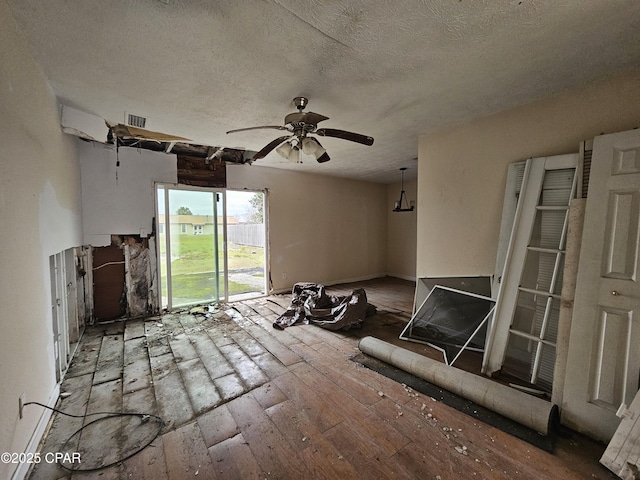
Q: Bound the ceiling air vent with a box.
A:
[126,113,147,129]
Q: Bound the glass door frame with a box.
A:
[225,188,269,300]
[155,182,228,310]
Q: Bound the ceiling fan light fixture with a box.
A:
[275,138,303,163]
[275,141,292,159]
[313,145,328,161]
[288,145,301,163]
[301,137,329,162]
[301,137,318,155]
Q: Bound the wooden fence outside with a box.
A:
[227,224,265,247]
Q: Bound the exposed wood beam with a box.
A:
[206,146,221,161]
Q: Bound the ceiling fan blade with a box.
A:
[284,111,330,125]
[253,135,292,160]
[307,138,330,163]
[226,125,288,134]
[315,128,374,146]
[316,151,330,163]
[300,112,329,125]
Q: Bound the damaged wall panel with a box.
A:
[177,154,226,188]
[92,244,126,321]
[123,235,156,318]
[79,142,177,246]
[91,235,158,322]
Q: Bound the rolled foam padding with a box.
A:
[358,336,557,435]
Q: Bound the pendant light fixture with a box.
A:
[393,167,415,212]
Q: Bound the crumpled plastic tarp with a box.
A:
[273,282,376,331]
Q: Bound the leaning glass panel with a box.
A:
[400,286,495,365]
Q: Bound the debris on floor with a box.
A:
[273,282,376,330]
[146,304,234,341]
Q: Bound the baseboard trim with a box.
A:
[12,383,60,480]
[271,273,391,295]
[386,273,417,282]
[323,273,388,287]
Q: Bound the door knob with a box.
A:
[612,290,620,296]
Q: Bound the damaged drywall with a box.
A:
[90,234,159,322]
[123,235,155,318]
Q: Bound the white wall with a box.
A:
[79,141,177,246]
[0,2,83,478]
[228,165,388,291]
[386,178,417,280]
[417,66,640,278]
[79,146,389,294]
[78,140,177,247]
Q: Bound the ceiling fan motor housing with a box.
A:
[293,96,308,111]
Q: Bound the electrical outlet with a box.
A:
[18,393,25,419]
[282,272,287,280]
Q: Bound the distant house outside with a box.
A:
[159,214,240,236]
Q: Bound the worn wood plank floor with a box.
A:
[29,277,614,479]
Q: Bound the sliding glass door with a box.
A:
[156,185,226,309]
[226,190,267,301]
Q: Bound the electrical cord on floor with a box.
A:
[24,401,164,472]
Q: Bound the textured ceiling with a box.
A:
[7,0,640,183]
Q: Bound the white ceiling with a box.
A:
[8,0,640,183]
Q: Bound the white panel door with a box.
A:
[562,129,640,442]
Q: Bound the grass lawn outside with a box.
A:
[160,233,265,302]
[161,273,257,303]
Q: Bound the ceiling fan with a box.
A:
[226,97,374,163]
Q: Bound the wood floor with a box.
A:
[28,277,615,479]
